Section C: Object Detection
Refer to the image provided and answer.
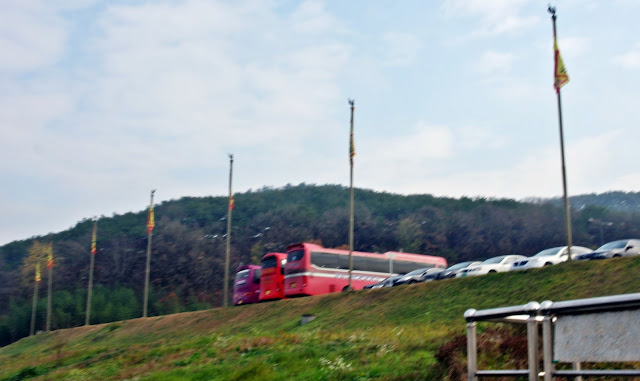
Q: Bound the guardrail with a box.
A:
[464,293,640,380]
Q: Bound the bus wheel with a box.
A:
[342,286,353,292]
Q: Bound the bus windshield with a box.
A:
[262,256,278,268]
[287,250,304,262]
[236,269,250,279]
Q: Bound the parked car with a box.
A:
[511,246,592,270]
[457,255,526,277]
[363,275,403,289]
[435,261,482,280]
[393,268,444,286]
[575,239,640,260]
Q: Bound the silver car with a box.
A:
[511,246,592,270]
[575,239,640,260]
[435,261,482,279]
[458,255,526,277]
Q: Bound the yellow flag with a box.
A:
[35,263,41,282]
[91,223,97,255]
[147,205,155,234]
[350,132,355,161]
[349,100,355,163]
[47,243,54,269]
[554,37,569,92]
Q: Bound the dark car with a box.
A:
[393,268,444,286]
[363,275,403,290]
[435,261,482,280]
[576,239,640,260]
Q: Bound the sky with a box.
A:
[1,0,640,245]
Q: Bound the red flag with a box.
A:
[229,195,235,211]
[554,36,569,92]
[349,100,355,163]
[147,205,155,234]
[91,223,97,255]
[46,243,54,269]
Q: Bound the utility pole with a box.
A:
[348,99,355,290]
[46,240,53,332]
[30,263,41,336]
[86,218,97,325]
[549,5,574,260]
[223,154,234,306]
[143,190,155,318]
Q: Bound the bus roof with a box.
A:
[235,264,261,272]
[261,252,287,260]
[286,243,447,265]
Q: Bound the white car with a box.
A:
[457,255,526,277]
[511,246,592,270]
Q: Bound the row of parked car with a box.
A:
[364,239,640,289]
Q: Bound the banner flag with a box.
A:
[229,195,235,211]
[147,205,155,234]
[349,100,355,163]
[47,243,54,269]
[554,37,569,92]
[91,223,97,255]
[350,133,355,161]
[35,263,41,282]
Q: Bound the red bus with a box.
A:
[233,264,261,305]
[284,242,447,297]
[259,252,287,302]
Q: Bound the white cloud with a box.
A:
[2,1,640,245]
[440,0,538,36]
[359,129,630,200]
[0,0,357,244]
[378,122,454,161]
[613,42,640,69]
[356,122,455,192]
[290,0,346,35]
[0,0,94,73]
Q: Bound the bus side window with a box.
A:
[253,269,261,284]
[312,251,339,268]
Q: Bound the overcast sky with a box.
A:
[2,0,640,245]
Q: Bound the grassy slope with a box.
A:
[1,257,639,380]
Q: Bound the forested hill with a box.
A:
[1,184,640,346]
[541,191,640,212]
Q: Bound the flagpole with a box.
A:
[223,154,234,307]
[46,241,53,332]
[30,264,40,336]
[549,5,574,260]
[348,99,355,291]
[86,218,97,325]
[143,190,155,318]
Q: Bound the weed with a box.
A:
[173,352,200,367]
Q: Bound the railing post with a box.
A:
[467,321,478,381]
[541,301,554,381]
[572,362,583,381]
[527,316,539,381]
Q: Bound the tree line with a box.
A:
[1,184,639,346]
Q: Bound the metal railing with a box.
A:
[465,292,640,380]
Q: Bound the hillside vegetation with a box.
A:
[2,185,640,347]
[1,256,639,380]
